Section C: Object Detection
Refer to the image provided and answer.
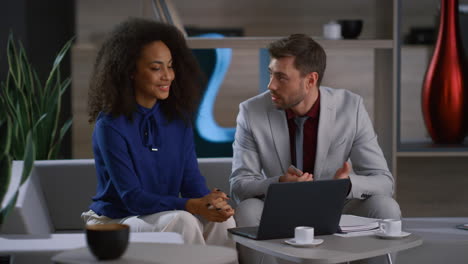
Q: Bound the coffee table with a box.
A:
[52,242,237,264]
[0,232,184,264]
[0,232,183,255]
[231,233,422,264]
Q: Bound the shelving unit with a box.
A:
[184,1,468,217]
[398,151,468,157]
[71,0,468,215]
[71,0,400,165]
[186,0,400,178]
[398,140,468,157]
[187,37,393,49]
[396,0,468,216]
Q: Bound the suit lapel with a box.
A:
[268,108,290,173]
[314,87,336,179]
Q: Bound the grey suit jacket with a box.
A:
[230,86,394,204]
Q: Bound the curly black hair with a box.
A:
[88,18,203,124]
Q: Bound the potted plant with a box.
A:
[0,117,34,225]
[0,34,73,225]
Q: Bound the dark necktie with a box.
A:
[294,116,308,171]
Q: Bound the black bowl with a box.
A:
[339,20,363,39]
[86,224,130,260]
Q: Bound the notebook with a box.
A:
[228,179,350,240]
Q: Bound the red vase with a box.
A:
[422,0,468,144]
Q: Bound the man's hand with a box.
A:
[185,189,234,222]
[279,166,313,182]
[334,162,351,180]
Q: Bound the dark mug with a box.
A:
[338,20,363,39]
[86,223,130,260]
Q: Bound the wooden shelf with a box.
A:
[397,140,468,157]
[186,37,393,49]
[74,38,393,51]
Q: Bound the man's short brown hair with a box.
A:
[268,34,326,86]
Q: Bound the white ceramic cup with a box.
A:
[323,21,342,40]
[379,219,402,236]
[294,226,314,244]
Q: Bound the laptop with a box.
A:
[228,179,350,240]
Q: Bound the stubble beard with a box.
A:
[274,90,307,110]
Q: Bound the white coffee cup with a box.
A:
[323,21,342,40]
[379,219,402,236]
[295,226,314,244]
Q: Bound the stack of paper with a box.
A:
[336,214,380,237]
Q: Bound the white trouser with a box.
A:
[82,210,238,263]
[235,196,401,264]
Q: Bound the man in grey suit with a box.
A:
[230,34,401,264]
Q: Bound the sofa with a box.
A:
[0,158,233,263]
[3,159,468,264]
[1,158,233,234]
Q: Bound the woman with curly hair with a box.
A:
[82,18,236,252]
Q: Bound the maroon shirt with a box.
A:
[286,93,320,174]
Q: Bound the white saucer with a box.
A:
[284,238,324,247]
[375,231,411,239]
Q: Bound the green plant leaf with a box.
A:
[20,132,35,185]
[0,118,12,156]
[32,114,47,131]
[33,70,43,101]
[0,190,18,226]
[32,114,48,160]
[6,34,20,88]
[59,78,71,96]
[0,155,12,208]
[5,88,27,159]
[48,118,72,159]
[44,37,74,91]
[59,118,73,140]
[2,34,74,161]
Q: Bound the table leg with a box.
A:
[386,253,393,264]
